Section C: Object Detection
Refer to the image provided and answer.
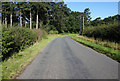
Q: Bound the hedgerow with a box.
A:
[2,26,38,60]
[83,22,120,42]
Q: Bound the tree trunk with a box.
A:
[4,9,7,28]
[36,10,38,29]
[80,16,82,35]
[30,10,32,29]
[20,11,22,27]
[3,15,5,25]
[82,15,84,33]
[0,16,1,27]
[25,16,26,27]
[5,16,7,28]
[10,12,12,27]
[24,19,26,27]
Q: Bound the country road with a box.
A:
[17,36,118,79]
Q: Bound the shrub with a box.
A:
[49,30,58,34]
[41,29,48,39]
[2,27,37,60]
[83,22,120,42]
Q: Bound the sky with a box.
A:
[66,2,118,20]
[64,0,120,2]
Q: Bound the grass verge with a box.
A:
[2,34,73,79]
[71,35,120,62]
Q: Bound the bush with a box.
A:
[83,22,120,42]
[41,29,48,39]
[2,27,37,60]
[49,30,58,34]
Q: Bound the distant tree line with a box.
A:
[83,14,120,42]
[89,14,120,27]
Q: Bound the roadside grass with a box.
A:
[2,34,73,79]
[71,35,120,62]
[77,36,120,50]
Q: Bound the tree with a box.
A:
[32,2,50,29]
[9,2,16,27]
[84,8,91,27]
[21,2,31,28]
[30,7,32,29]
[16,2,24,27]
[29,2,33,29]
[89,14,120,27]
[33,2,40,29]
[2,2,9,28]
[1,2,94,34]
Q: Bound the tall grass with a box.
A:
[77,36,120,50]
[72,36,120,62]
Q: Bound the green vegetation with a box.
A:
[2,26,38,60]
[79,14,120,62]
[1,2,91,33]
[2,34,74,79]
[1,1,120,79]
[1,2,84,79]
[75,36,120,50]
[90,15,119,26]
[1,1,90,61]
[83,22,120,42]
[72,36,120,62]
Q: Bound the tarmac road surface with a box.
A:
[17,36,118,79]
